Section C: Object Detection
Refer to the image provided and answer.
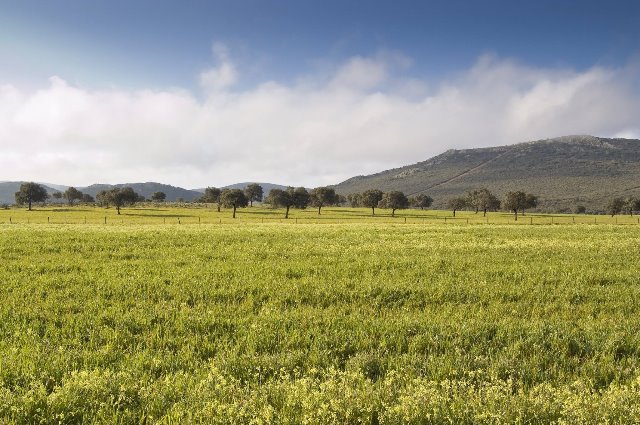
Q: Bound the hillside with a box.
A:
[79,182,202,202]
[0,182,62,205]
[334,135,640,211]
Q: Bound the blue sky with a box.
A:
[0,0,639,186]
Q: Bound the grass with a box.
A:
[0,203,638,225]
[1,207,640,423]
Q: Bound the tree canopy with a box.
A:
[446,197,467,217]
[244,184,263,207]
[410,194,434,210]
[310,187,337,215]
[151,191,166,202]
[63,187,84,205]
[360,189,384,215]
[15,182,48,211]
[378,191,409,217]
[220,189,249,218]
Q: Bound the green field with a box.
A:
[1,207,640,423]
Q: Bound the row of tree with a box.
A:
[607,197,640,217]
[13,182,639,218]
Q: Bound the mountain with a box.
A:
[78,182,202,202]
[334,135,640,212]
[193,182,289,194]
[0,182,62,205]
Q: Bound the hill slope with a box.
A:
[334,135,640,211]
[79,183,202,202]
[0,182,62,205]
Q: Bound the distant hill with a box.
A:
[79,183,202,202]
[193,182,289,194]
[334,135,640,212]
[0,182,62,205]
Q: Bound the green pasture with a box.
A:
[1,204,639,225]
[1,220,640,423]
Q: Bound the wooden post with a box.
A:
[48,217,50,223]
[444,217,447,223]
[530,217,533,225]
[466,218,469,224]
[198,217,201,225]
[404,217,407,223]
[178,218,181,224]
[104,216,107,224]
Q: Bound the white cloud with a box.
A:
[199,42,237,92]
[0,51,639,188]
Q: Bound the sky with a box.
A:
[1,0,639,188]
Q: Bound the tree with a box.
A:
[15,182,48,211]
[360,189,383,215]
[52,192,63,200]
[63,187,84,206]
[310,187,337,215]
[266,188,294,218]
[220,189,248,218]
[105,187,139,215]
[410,194,434,210]
[523,194,538,216]
[244,184,263,207]
[346,193,361,207]
[466,189,499,216]
[201,187,222,212]
[291,187,310,209]
[96,190,110,207]
[151,191,167,202]
[607,197,624,216]
[502,191,528,220]
[446,197,467,217]
[378,191,409,217]
[82,193,95,203]
[623,197,640,216]
[573,205,586,214]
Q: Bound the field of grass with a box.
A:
[1,204,639,225]
[1,207,640,423]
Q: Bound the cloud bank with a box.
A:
[1,47,639,187]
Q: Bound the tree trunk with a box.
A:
[521,208,525,216]
[513,209,518,221]
[392,208,396,217]
[453,209,456,217]
[483,209,487,217]
[285,206,290,219]
[28,200,32,211]
[232,205,236,219]
[372,207,375,216]
[250,200,253,207]
[217,203,221,212]
[318,206,321,215]
[475,208,479,214]
[116,206,121,215]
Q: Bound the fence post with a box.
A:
[199,217,201,225]
[104,216,106,224]
[404,217,407,224]
[530,217,532,225]
[48,217,50,223]
[9,217,11,223]
[444,217,447,223]
[178,218,181,225]
[466,218,469,224]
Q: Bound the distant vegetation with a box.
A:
[334,135,640,212]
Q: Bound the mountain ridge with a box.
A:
[334,135,640,211]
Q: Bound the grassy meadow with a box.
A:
[1,205,640,423]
